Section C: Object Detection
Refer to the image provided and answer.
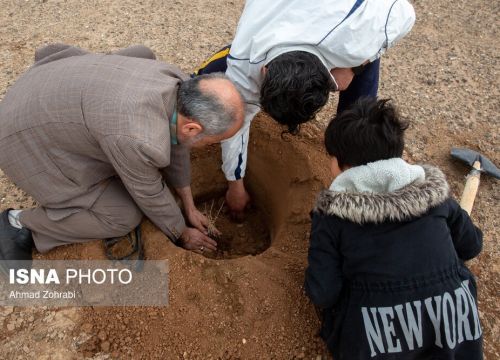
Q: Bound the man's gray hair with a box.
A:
[177,73,242,136]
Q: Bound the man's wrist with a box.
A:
[183,202,196,214]
[228,179,245,188]
[165,214,187,247]
[175,186,195,211]
[170,225,186,247]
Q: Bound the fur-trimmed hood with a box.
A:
[314,165,450,224]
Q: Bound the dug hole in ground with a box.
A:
[5,115,333,359]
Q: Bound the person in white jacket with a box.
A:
[195,0,416,218]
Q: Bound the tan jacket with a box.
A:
[0,44,190,240]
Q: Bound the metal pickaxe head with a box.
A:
[451,148,500,180]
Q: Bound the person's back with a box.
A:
[0,45,186,210]
[305,98,483,359]
[0,45,185,155]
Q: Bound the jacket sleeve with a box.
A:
[220,102,258,181]
[222,58,259,181]
[100,135,186,241]
[374,0,416,60]
[446,199,483,261]
[161,144,191,189]
[305,212,343,309]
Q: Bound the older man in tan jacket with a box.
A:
[0,44,244,262]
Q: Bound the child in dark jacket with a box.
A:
[305,98,483,359]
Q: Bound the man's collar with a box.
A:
[170,109,178,145]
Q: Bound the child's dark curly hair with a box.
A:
[324,97,409,168]
[260,51,332,135]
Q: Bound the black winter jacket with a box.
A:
[305,165,483,360]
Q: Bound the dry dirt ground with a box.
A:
[0,0,499,359]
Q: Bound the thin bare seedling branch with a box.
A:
[203,199,224,238]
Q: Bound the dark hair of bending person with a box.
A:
[260,51,332,134]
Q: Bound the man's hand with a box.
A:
[330,67,355,91]
[226,179,251,221]
[185,207,210,234]
[179,227,217,252]
[175,185,214,234]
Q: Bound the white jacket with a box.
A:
[221,0,416,181]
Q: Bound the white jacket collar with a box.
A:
[330,158,426,193]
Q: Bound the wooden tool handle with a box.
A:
[460,161,481,215]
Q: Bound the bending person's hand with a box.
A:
[179,227,217,253]
[226,179,251,222]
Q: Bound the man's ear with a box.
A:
[261,66,267,76]
[179,120,203,138]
